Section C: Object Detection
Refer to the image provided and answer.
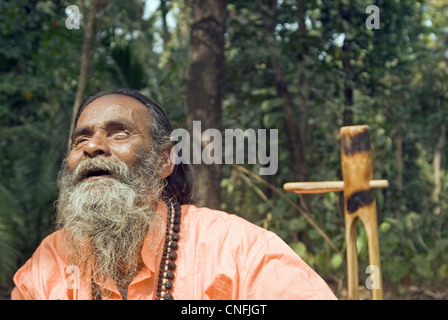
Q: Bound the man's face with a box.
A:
[68,94,154,178]
[57,95,169,290]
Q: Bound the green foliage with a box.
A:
[0,221,18,283]
[0,0,79,281]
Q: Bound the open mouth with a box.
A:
[85,168,112,179]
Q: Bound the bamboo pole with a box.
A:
[340,125,383,300]
[283,125,386,300]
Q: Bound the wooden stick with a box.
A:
[283,180,389,194]
[340,125,383,300]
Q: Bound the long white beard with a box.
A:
[55,147,165,296]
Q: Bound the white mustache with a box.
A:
[72,157,130,184]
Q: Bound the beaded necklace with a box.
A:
[155,198,181,300]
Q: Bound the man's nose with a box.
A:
[83,134,110,158]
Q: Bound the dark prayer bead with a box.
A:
[166,272,174,280]
[170,241,178,250]
[173,225,180,233]
[164,281,173,290]
[168,261,176,270]
[163,293,173,300]
[171,233,180,242]
[169,251,177,260]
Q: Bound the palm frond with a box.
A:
[0,221,19,284]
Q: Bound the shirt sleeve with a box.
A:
[11,231,69,300]
[11,247,47,300]
[11,259,41,300]
[240,233,337,300]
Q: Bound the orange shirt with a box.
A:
[11,203,337,300]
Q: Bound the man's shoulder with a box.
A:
[180,204,278,244]
[36,230,66,255]
[11,230,68,299]
[19,230,67,271]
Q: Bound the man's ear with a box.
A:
[159,145,175,179]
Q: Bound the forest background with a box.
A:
[0,0,447,299]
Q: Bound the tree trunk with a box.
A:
[185,0,226,209]
[433,125,446,215]
[160,0,171,46]
[68,0,108,149]
[394,115,403,192]
[263,0,308,183]
[296,0,309,148]
[342,39,354,126]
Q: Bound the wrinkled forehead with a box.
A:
[75,94,153,134]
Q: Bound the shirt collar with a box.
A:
[140,200,168,273]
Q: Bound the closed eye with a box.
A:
[72,136,90,147]
[71,126,92,148]
[111,131,130,139]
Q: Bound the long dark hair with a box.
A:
[73,88,195,205]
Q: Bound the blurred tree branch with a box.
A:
[68,0,110,151]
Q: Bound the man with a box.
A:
[12,88,336,300]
